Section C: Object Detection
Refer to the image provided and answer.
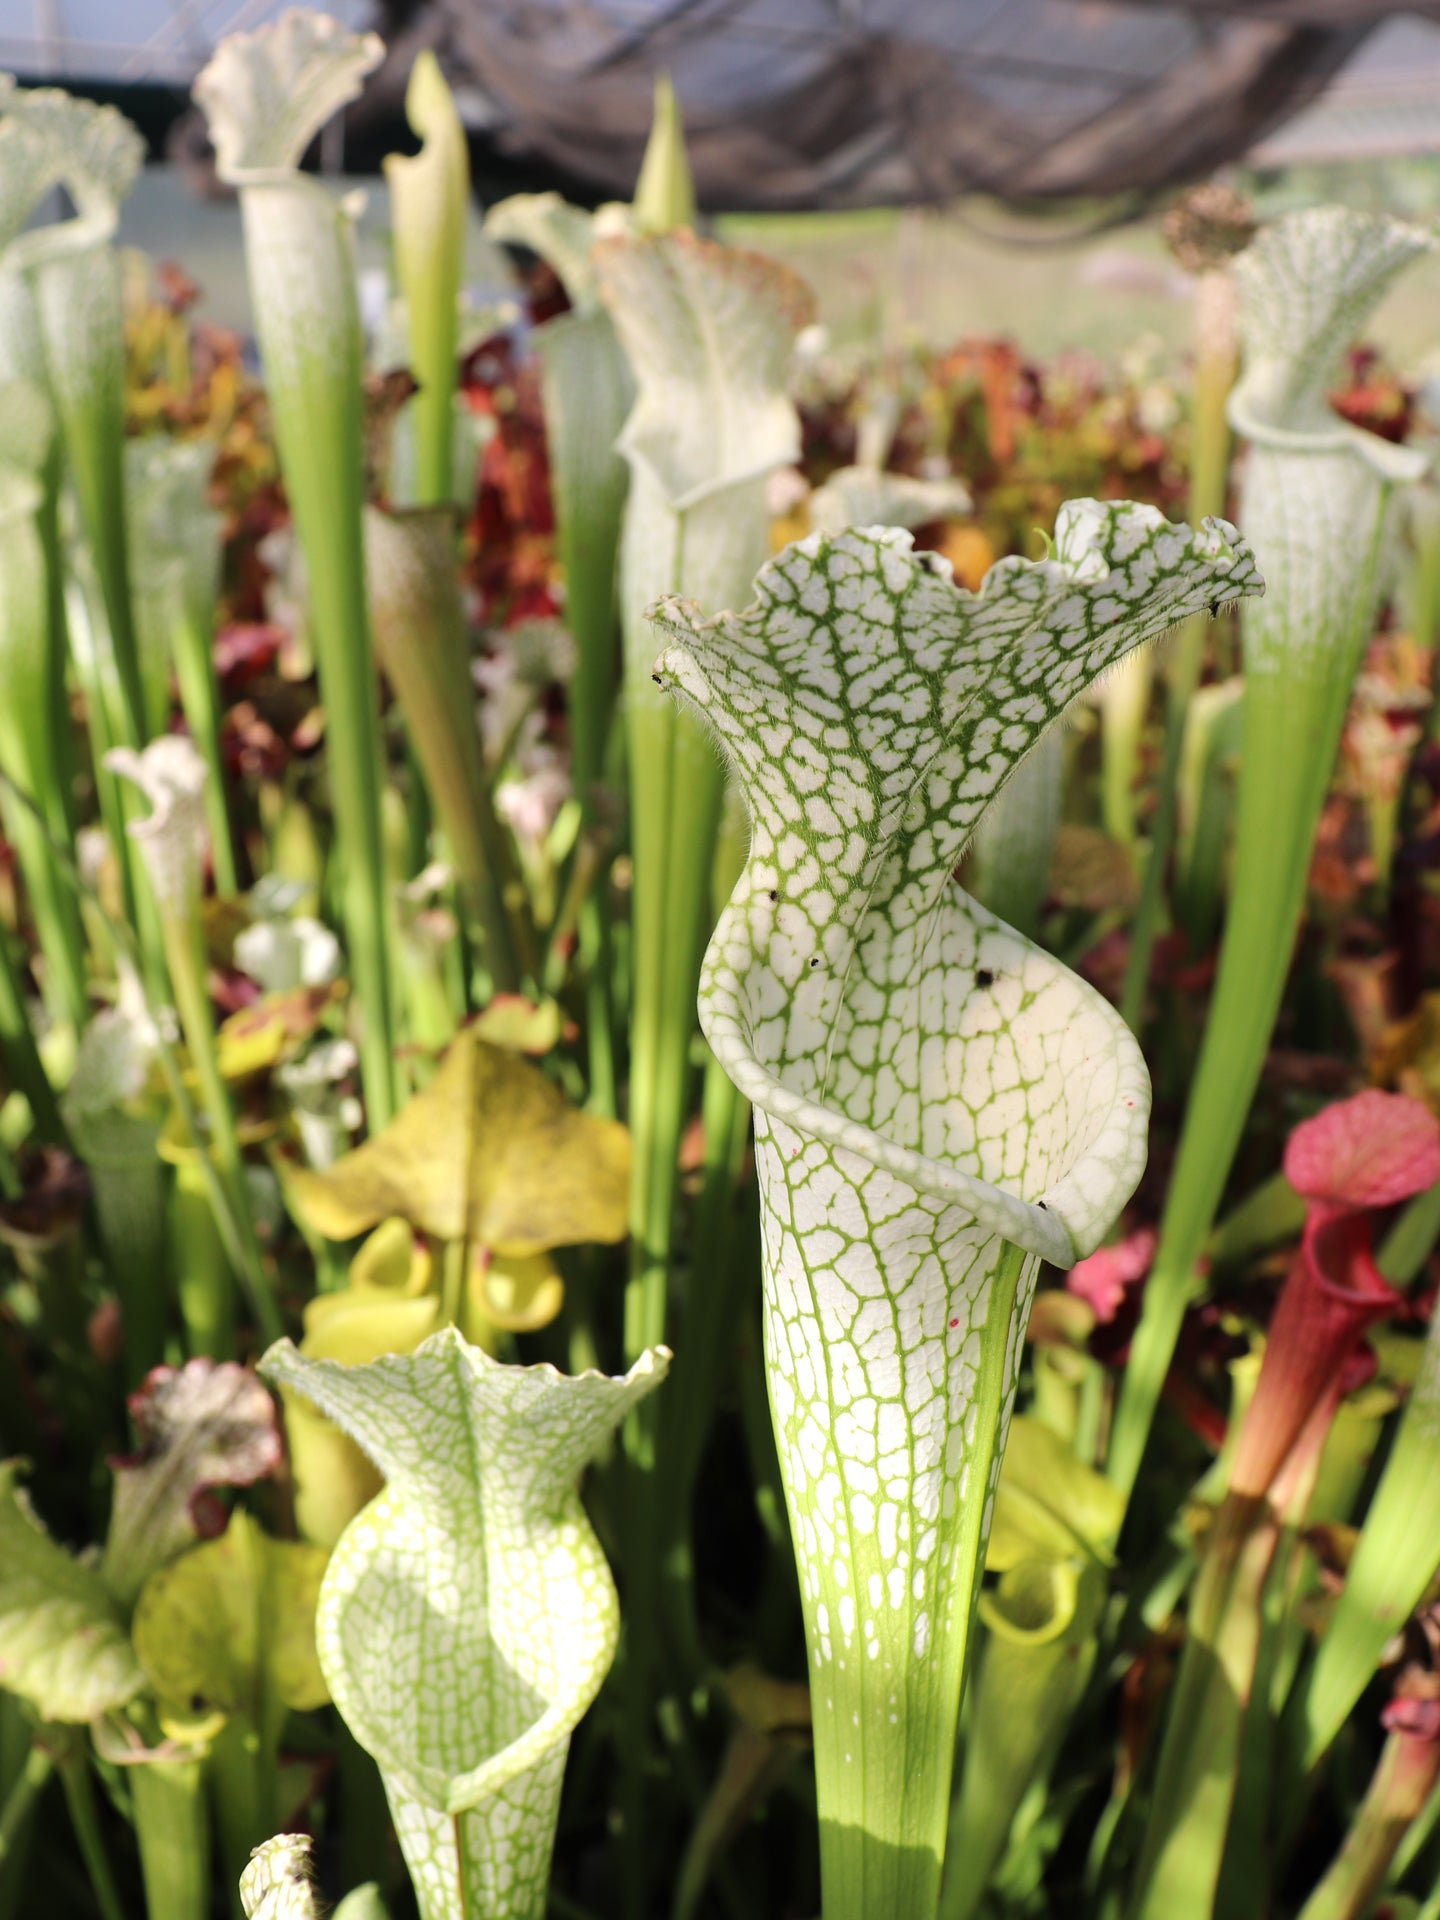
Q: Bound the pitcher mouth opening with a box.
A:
[702,948,1149,1272]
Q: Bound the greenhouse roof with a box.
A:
[4,2,1440,204]
[1250,15,1440,164]
[0,0,372,84]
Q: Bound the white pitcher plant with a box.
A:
[262,1328,669,1920]
[1111,206,1435,1500]
[650,502,1263,1917]
[0,76,148,746]
[194,11,399,1124]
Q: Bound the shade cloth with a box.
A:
[426,0,1418,209]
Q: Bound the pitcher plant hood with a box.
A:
[652,505,1264,1268]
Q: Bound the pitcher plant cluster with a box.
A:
[4,14,1440,1920]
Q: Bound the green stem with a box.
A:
[579,888,617,1120]
[385,50,467,510]
[0,1740,52,1907]
[1174,686,1242,959]
[624,699,725,1374]
[238,179,399,1125]
[57,1749,127,1920]
[659,1053,753,1671]
[170,1151,237,1360]
[1119,284,1235,1031]
[1,786,87,1033]
[620,703,726,1920]
[35,244,148,750]
[1297,1730,1440,1920]
[171,607,240,897]
[89,1135,171,1386]
[0,921,67,1147]
[35,451,89,1025]
[1282,1305,1440,1791]
[1109,503,1390,1503]
[1125,1494,1279,1920]
[1378,1179,1440,1284]
[802,1242,1030,1920]
[153,1016,280,1348]
[534,309,630,808]
[0,453,86,1031]
[161,909,275,1336]
[1389,1771,1440,1888]
[940,1565,1105,1920]
[1100,649,1153,852]
[131,1755,211,1920]
[365,505,531,995]
[335,1717,392,1896]
[207,1717,267,1920]
[1118,612,1208,1034]
[62,571,149,960]
[662,1054,752,1526]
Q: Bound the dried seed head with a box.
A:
[1162,184,1257,276]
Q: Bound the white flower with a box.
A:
[104,736,210,919]
[495,762,570,845]
[277,1038,360,1170]
[233,916,342,995]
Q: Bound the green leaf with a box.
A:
[632,74,696,236]
[0,95,58,254]
[124,436,235,886]
[1288,1295,1440,1782]
[1229,209,1431,478]
[0,1462,145,1721]
[131,1510,329,1726]
[101,1359,282,1606]
[124,437,221,629]
[977,1556,1082,1646]
[0,376,50,476]
[986,1416,1125,1573]
[944,1556,1108,1920]
[383,50,469,508]
[364,506,528,989]
[655,504,1262,1917]
[260,1327,668,1920]
[530,303,632,800]
[285,1026,631,1252]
